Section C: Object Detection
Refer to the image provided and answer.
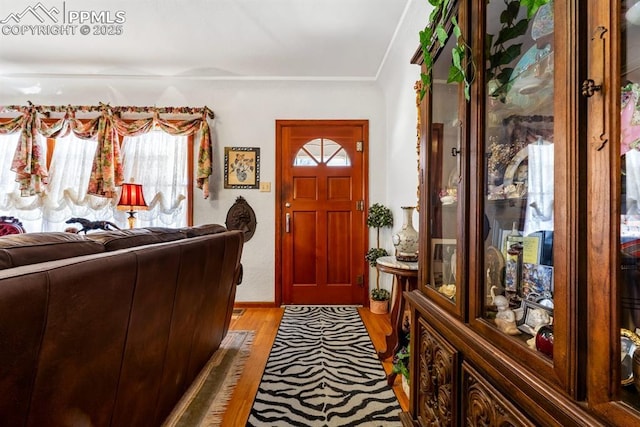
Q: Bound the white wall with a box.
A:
[375,0,431,290]
[0,77,386,303]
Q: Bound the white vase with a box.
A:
[392,206,419,262]
[402,375,410,397]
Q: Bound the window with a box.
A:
[294,138,351,166]
[0,129,192,231]
[119,131,189,228]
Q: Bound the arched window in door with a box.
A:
[293,138,351,166]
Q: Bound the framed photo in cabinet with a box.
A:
[517,300,553,336]
[431,238,457,288]
[521,263,553,296]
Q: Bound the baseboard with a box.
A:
[234,301,279,308]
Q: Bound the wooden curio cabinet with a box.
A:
[404,0,640,425]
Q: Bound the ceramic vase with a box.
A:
[392,206,419,262]
[402,375,410,397]
[535,324,554,358]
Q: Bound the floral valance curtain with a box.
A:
[0,104,214,198]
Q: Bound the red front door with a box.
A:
[276,120,368,305]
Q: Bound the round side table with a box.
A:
[375,255,418,363]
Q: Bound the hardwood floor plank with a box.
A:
[222,307,408,426]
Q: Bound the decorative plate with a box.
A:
[485,245,505,291]
[502,146,529,188]
[531,2,554,41]
[621,328,640,386]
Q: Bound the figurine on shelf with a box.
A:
[491,286,520,335]
[524,308,552,348]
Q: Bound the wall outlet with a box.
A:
[260,182,271,192]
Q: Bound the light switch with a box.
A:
[260,182,271,192]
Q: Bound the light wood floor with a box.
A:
[221,307,409,426]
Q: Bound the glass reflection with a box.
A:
[482,0,555,348]
[620,0,640,406]
[428,33,460,302]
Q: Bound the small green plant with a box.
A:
[392,343,410,381]
[367,203,393,241]
[366,247,388,267]
[366,203,393,299]
[371,288,391,302]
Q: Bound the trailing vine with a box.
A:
[419,0,473,100]
[420,0,550,102]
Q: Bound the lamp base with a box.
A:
[126,211,137,229]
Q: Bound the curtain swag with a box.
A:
[0,103,214,199]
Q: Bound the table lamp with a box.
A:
[117,182,148,229]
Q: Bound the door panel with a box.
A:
[327,211,351,284]
[276,120,368,305]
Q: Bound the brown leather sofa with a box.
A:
[0,225,244,427]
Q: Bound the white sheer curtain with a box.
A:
[0,131,188,231]
[43,133,114,230]
[119,130,188,228]
[0,133,43,232]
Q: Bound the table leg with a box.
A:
[378,274,405,360]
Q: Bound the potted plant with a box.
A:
[366,203,393,314]
[392,342,410,396]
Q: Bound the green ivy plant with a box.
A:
[419,0,473,100]
[420,0,550,102]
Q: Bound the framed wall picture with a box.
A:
[224,147,260,189]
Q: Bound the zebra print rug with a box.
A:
[247,306,402,426]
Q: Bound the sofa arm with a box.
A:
[234,263,243,286]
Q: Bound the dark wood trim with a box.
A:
[233,302,280,309]
[406,291,605,426]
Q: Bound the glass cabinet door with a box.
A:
[418,2,468,317]
[481,0,555,350]
[618,0,640,413]
[427,32,462,306]
[470,0,574,390]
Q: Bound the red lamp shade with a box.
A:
[117,183,148,228]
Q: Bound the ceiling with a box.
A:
[0,0,411,81]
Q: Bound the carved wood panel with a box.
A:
[462,362,535,427]
[417,317,458,426]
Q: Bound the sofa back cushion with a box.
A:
[0,233,105,270]
[181,224,227,237]
[86,228,185,251]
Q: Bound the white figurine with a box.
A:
[525,308,551,348]
[493,292,521,335]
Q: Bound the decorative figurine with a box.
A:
[525,308,552,348]
[491,286,520,335]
